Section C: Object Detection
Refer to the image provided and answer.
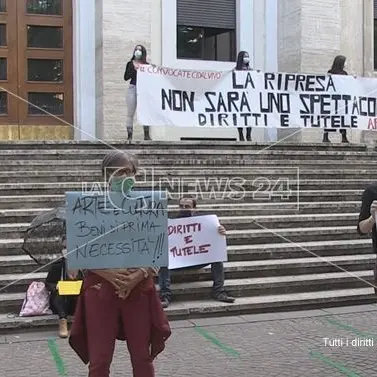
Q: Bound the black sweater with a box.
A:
[124,61,137,85]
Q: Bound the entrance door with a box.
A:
[0,0,73,140]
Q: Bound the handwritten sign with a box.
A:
[168,215,227,269]
[65,191,168,269]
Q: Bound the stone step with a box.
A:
[0,213,359,239]
[0,239,371,268]
[0,184,365,201]
[1,287,376,331]
[0,255,374,292]
[0,270,374,314]
[0,149,376,162]
[0,202,362,222]
[5,159,377,170]
[0,226,366,256]
[0,140,368,151]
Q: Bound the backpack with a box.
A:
[19,281,51,317]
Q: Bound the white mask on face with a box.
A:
[343,61,347,69]
[243,57,250,65]
[134,50,142,59]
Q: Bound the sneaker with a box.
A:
[161,298,170,308]
[213,292,235,303]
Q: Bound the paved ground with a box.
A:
[2,305,377,377]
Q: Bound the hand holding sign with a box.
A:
[218,225,226,236]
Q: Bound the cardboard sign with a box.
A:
[65,191,168,269]
[168,214,227,269]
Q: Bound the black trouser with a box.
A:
[238,127,251,141]
[324,129,347,137]
[159,262,225,301]
[49,290,77,319]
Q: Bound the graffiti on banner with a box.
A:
[137,65,377,131]
[65,191,168,270]
[168,214,227,269]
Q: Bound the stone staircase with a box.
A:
[0,141,376,332]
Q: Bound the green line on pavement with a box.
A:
[47,338,67,376]
[323,317,377,340]
[194,326,240,357]
[310,351,361,377]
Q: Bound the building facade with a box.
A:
[0,0,375,143]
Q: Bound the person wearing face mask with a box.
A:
[323,55,349,143]
[158,197,235,308]
[234,51,252,142]
[69,150,171,377]
[124,45,151,142]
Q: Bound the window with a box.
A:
[27,25,63,48]
[0,0,6,13]
[28,92,64,115]
[177,26,236,61]
[176,0,236,62]
[28,59,63,82]
[26,0,62,15]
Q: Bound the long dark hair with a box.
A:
[235,51,250,70]
[328,55,346,74]
[131,44,148,64]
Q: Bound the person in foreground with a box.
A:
[357,183,377,293]
[159,197,235,308]
[69,150,171,377]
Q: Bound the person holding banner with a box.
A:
[323,55,349,143]
[69,150,171,377]
[124,44,152,142]
[235,51,252,142]
[159,197,235,308]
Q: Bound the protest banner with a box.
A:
[168,214,227,269]
[65,191,168,270]
[136,65,377,131]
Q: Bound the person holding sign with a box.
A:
[159,197,235,308]
[323,55,349,143]
[235,51,252,142]
[124,44,152,142]
[69,151,171,377]
[357,184,377,293]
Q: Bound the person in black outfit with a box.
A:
[323,55,349,143]
[234,51,252,141]
[45,258,81,338]
[357,184,377,294]
[124,44,151,142]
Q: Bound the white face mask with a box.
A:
[343,61,347,69]
[243,57,250,64]
[134,50,142,59]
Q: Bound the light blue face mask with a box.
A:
[110,176,135,194]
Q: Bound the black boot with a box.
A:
[144,126,151,141]
[322,132,330,143]
[341,130,349,143]
[246,128,252,141]
[237,128,245,141]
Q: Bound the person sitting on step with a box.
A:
[45,254,82,338]
[158,197,235,308]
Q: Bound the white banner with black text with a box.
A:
[136,65,377,130]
